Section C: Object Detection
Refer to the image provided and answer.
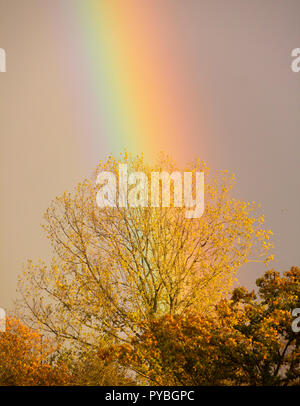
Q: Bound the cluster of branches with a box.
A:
[17,153,272,349]
[1,267,299,386]
[1,153,296,386]
[101,267,300,386]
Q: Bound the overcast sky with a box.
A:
[0,0,299,309]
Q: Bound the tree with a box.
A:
[0,318,69,385]
[66,347,135,386]
[104,267,299,385]
[18,153,272,350]
[219,266,300,385]
[98,312,228,385]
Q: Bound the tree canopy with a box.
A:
[100,267,300,385]
[18,153,273,351]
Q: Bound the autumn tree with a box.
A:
[65,347,135,386]
[105,267,299,385]
[98,312,227,385]
[0,318,69,385]
[219,266,300,385]
[18,153,272,350]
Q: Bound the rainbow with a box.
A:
[53,0,205,164]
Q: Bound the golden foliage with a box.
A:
[101,267,299,386]
[0,318,70,385]
[18,153,272,350]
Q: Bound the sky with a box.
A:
[0,0,299,310]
